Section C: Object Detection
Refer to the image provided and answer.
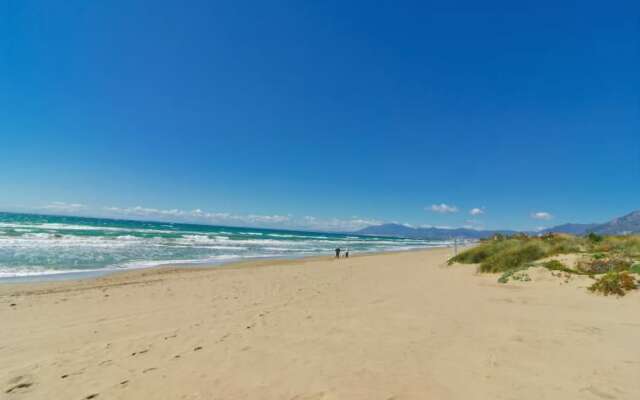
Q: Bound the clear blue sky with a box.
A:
[1,0,639,231]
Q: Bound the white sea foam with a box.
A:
[116,235,143,241]
[0,222,175,234]
[266,233,297,238]
[0,266,106,278]
[206,245,249,250]
[0,235,140,248]
[0,215,445,279]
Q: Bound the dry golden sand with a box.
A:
[1,248,639,400]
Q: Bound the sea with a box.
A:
[0,212,447,281]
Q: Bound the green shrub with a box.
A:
[541,260,580,274]
[479,242,547,273]
[448,245,492,265]
[498,266,530,284]
[450,236,579,272]
[589,236,640,258]
[548,240,581,255]
[587,232,603,243]
[578,258,632,274]
[588,271,637,296]
[449,234,640,277]
[449,238,521,265]
[630,263,640,274]
[610,259,633,272]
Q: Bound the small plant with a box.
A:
[587,232,603,243]
[511,271,531,282]
[592,253,606,260]
[588,271,637,296]
[587,236,640,257]
[611,259,633,272]
[541,259,579,274]
[578,258,631,274]
[498,266,530,284]
[497,272,510,284]
[580,259,609,274]
[630,263,640,275]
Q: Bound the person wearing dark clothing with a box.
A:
[345,249,349,258]
[335,248,341,258]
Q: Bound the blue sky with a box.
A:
[1,0,639,231]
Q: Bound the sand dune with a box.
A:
[1,248,639,399]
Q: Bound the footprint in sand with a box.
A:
[575,326,602,336]
[60,369,84,379]
[581,386,617,400]
[289,392,326,400]
[5,376,34,394]
[5,382,33,394]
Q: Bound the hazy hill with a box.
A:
[544,211,640,235]
[355,223,518,240]
[541,223,599,235]
[592,210,640,235]
[357,210,640,239]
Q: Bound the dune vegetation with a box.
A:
[449,233,640,296]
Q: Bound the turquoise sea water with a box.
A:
[0,212,445,280]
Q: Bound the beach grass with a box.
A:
[449,233,640,294]
[589,271,638,296]
[449,234,580,273]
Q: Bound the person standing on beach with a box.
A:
[335,248,341,258]
[345,249,349,258]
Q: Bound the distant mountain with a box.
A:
[355,223,518,240]
[592,210,640,235]
[545,210,640,236]
[356,210,640,239]
[541,223,599,235]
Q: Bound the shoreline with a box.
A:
[0,243,453,285]
[0,211,446,285]
[0,246,459,297]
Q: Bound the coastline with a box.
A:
[0,244,452,285]
[0,211,442,284]
[2,246,638,399]
[0,246,456,296]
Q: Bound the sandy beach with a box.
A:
[2,247,639,400]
